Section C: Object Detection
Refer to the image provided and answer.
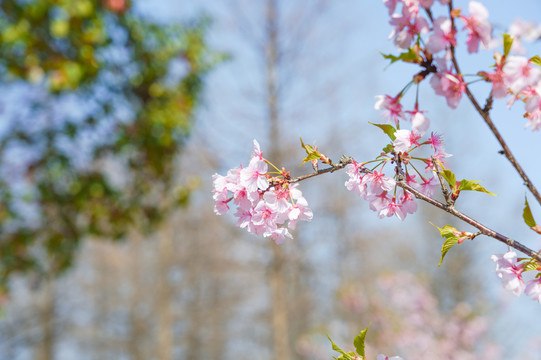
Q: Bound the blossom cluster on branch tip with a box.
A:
[492,251,541,303]
[384,0,541,130]
[346,98,450,220]
[212,140,313,244]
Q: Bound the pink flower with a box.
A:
[240,157,269,193]
[491,251,525,297]
[418,176,438,197]
[252,139,263,159]
[212,174,231,215]
[379,197,406,220]
[430,61,465,108]
[400,189,418,215]
[508,18,541,54]
[386,1,430,49]
[419,0,434,9]
[393,129,421,153]
[460,1,492,53]
[426,17,456,54]
[288,196,313,230]
[503,56,541,94]
[427,132,444,153]
[525,277,541,304]
[409,107,430,136]
[383,0,400,15]
[269,227,293,244]
[524,83,541,131]
[390,14,429,49]
[375,94,405,125]
[485,61,507,98]
[365,170,396,195]
[213,140,313,243]
[370,191,391,213]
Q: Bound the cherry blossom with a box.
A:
[393,129,421,153]
[491,251,525,297]
[212,140,313,243]
[430,60,465,109]
[418,176,438,197]
[426,132,445,153]
[375,94,405,125]
[481,56,506,98]
[386,0,429,49]
[240,157,269,193]
[408,107,430,136]
[460,1,492,53]
[426,17,456,54]
[524,84,541,131]
[525,277,541,304]
[379,197,406,220]
[508,18,541,54]
[503,56,541,95]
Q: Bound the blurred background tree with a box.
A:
[0,0,221,292]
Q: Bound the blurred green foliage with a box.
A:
[0,0,222,293]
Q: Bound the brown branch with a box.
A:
[447,3,541,207]
[397,179,541,263]
[287,158,352,184]
[287,156,541,263]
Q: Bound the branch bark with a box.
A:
[286,159,541,263]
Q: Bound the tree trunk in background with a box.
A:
[35,276,55,360]
[155,225,174,360]
[265,1,291,359]
[128,234,146,360]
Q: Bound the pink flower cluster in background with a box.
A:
[212,140,313,244]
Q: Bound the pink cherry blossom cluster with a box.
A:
[347,95,450,220]
[384,0,541,130]
[385,0,490,53]
[499,56,541,131]
[491,250,541,304]
[212,140,313,244]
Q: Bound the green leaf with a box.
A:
[523,196,536,228]
[523,260,540,272]
[439,237,459,267]
[432,223,460,266]
[381,48,420,65]
[353,325,369,358]
[299,137,322,167]
[530,55,541,68]
[503,33,513,56]
[327,335,349,358]
[301,153,321,166]
[369,122,397,141]
[382,143,394,154]
[328,335,358,360]
[441,169,456,191]
[458,179,496,196]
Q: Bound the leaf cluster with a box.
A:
[0,0,224,292]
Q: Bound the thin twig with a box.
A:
[431,157,452,205]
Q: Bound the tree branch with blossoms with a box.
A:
[213,0,541,358]
[445,1,541,207]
